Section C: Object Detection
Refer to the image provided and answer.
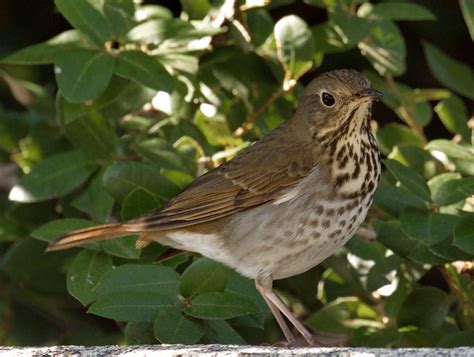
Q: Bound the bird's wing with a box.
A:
[126,124,317,231]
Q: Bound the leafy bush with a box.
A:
[0,0,473,347]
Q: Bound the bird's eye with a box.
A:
[321,92,335,107]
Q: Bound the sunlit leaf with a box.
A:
[9,151,97,203]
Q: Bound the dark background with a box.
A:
[0,0,472,138]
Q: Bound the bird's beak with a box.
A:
[354,88,383,103]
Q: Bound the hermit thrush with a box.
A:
[48,69,382,346]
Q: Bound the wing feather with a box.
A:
[125,123,317,231]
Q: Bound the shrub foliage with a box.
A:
[0,0,473,347]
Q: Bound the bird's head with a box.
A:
[294,69,383,138]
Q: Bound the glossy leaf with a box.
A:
[31,218,95,243]
[71,172,115,223]
[432,177,474,206]
[115,51,174,92]
[180,258,231,299]
[460,0,474,40]
[55,0,112,46]
[100,237,141,260]
[0,30,92,65]
[102,0,136,37]
[154,306,204,344]
[88,292,176,322]
[9,151,97,203]
[55,50,114,102]
[434,94,470,141]
[185,292,259,320]
[423,42,474,99]
[426,140,474,162]
[67,250,113,306]
[180,0,211,20]
[374,183,426,217]
[383,159,432,202]
[103,161,180,203]
[274,15,315,79]
[95,264,179,297]
[399,208,459,246]
[358,20,406,76]
[121,188,161,220]
[366,2,435,21]
[398,287,449,329]
[453,215,474,254]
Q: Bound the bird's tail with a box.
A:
[46,223,133,252]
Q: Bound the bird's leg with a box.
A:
[255,276,319,346]
[255,279,295,345]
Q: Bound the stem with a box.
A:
[384,75,427,143]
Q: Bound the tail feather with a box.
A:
[46,223,131,252]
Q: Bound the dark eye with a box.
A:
[321,92,335,107]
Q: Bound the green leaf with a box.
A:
[88,292,176,322]
[185,292,259,320]
[426,139,474,162]
[121,188,161,220]
[358,20,406,76]
[205,320,247,344]
[423,42,474,99]
[60,76,156,122]
[399,208,459,246]
[101,0,136,37]
[71,171,115,223]
[373,220,418,258]
[127,19,220,50]
[58,77,155,159]
[453,215,474,254]
[55,50,115,102]
[366,2,435,21]
[432,176,474,206]
[136,138,187,173]
[438,330,474,347]
[0,30,92,65]
[376,123,424,155]
[247,9,275,47]
[408,243,449,265]
[274,15,315,79]
[154,305,204,344]
[31,218,95,242]
[434,94,471,141]
[103,161,180,203]
[460,0,474,40]
[9,150,97,203]
[100,237,141,259]
[383,159,431,202]
[398,287,449,329]
[180,258,231,299]
[180,0,211,20]
[124,322,156,345]
[305,297,378,335]
[374,183,426,217]
[95,264,179,297]
[137,5,173,20]
[329,9,371,45]
[114,51,174,92]
[55,0,113,46]
[67,250,113,306]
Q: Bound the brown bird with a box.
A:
[47,69,382,345]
